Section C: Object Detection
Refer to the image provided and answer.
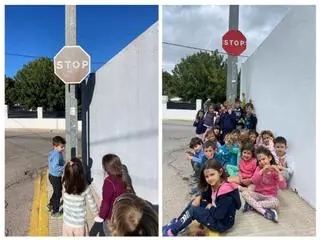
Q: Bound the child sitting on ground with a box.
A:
[193,109,207,139]
[257,130,276,157]
[274,136,294,183]
[203,129,221,148]
[242,146,287,223]
[248,130,259,146]
[163,160,241,236]
[215,133,240,176]
[228,143,256,191]
[213,125,224,145]
[186,137,204,179]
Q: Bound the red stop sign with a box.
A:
[222,29,247,56]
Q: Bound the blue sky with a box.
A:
[5,5,158,78]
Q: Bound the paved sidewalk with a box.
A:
[163,123,316,236]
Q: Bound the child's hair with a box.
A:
[213,125,220,131]
[224,133,234,143]
[224,100,232,107]
[52,136,66,146]
[196,109,205,119]
[260,130,274,139]
[246,103,254,109]
[203,139,217,150]
[232,129,241,135]
[189,137,203,148]
[242,143,254,156]
[108,193,158,236]
[102,154,130,191]
[63,157,86,195]
[255,146,276,165]
[204,129,215,139]
[198,159,228,191]
[274,136,287,145]
[248,129,259,137]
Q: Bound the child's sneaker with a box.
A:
[264,208,278,223]
[243,202,253,213]
[162,224,175,236]
[46,203,53,212]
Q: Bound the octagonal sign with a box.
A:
[54,46,91,84]
[222,29,247,56]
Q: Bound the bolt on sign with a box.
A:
[222,29,247,56]
[54,46,91,84]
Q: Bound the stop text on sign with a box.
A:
[223,40,246,47]
[56,60,89,69]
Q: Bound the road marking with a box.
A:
[28,169,49,236]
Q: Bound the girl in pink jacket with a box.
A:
[241,146,286,223]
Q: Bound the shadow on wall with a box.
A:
[81,73,96,185]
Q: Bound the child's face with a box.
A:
[246,106,253,114]
[206,133,216,141]
[204,168,221,187]
[242,150,253,161]
[249,133,257,143]
[262,134,272,145]
[257,153,272,168]
[54,144,65,152]
[193,144,202,153]
[235,102,240,108]
[208,106,214,113]
[224,135,233,145]
[204,146,215,159]
[275,143,287,156]
[233,133,240,141]
[213,129,220,135]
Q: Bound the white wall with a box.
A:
[5,118,82,131]
[162,96,202,121]
[89,23,158,204]
[241,6,315,207]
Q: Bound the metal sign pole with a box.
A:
[226,5,239,103]
[65,5,78,160]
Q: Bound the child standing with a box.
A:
[203,104,216,134]
[193,109,207,139]
[109,193,158,236]
[244,103,257,130]
[162,160,241,236]
[234,99,245,129]
[241,146,287,223]
[274,136,294,182]
[220,101,237,138]
[90,154,130,236]
[47,136,66,217]
[62,158,98,236]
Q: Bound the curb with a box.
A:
[28,169,49,236]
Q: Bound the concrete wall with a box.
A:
[89,23,158,204]
[240,6,315,207]
[5,118,82,130]
[162,96,202,121]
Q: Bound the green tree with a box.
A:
[5,76,17,106]
[14,57,65,111]
[167,51,227,103]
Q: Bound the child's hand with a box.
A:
[187,155,193,161]
[94,216,104,223]
[192,196,201,207]
[242,178,252,185]
[205,203,213,209]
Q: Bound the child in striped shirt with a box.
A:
[62,157,98,236]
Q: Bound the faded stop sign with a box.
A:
[54,46,91,84]
[222,29,247,56]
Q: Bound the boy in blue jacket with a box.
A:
[47,136,66,217]
[220,101,237,138]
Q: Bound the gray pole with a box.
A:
[65,5,78,160]
[226,5,239,103]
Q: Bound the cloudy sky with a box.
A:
[163,5,292,72]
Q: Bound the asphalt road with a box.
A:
[5,130,67,236]
[162,120,316,236]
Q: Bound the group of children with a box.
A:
[47,136,158,236]
[163,100,293,236]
